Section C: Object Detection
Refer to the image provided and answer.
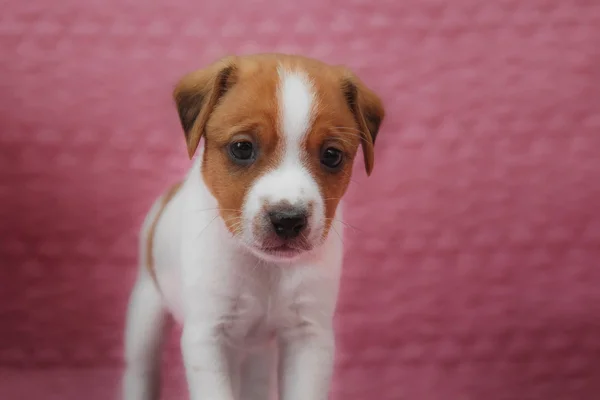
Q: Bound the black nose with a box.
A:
[269,209,307,239]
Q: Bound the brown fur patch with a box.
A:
[146,182,182,288]
[201,57,283,234]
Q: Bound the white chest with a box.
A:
[218,265,319,350]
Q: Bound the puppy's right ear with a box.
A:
[173,56,237,158]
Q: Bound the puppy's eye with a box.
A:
[320,147,344,170]
[229,141,255,163]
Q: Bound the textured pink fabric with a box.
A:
[2,0,600,399]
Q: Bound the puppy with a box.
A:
[122,53,385,400]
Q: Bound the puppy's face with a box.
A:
[174,54,384,262]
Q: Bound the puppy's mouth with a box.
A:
[261,243,304,257]
[251,241,313,261]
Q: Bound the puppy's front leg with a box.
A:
[181,323,236,400]
[278,327,335,400]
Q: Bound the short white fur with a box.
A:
[122,67,345,400]
[278,66,315,142]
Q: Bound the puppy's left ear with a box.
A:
[173,56,237,159]
[339,70,385,176]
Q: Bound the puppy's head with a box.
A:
[174,54,384,262]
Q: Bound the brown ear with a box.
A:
[173,56,237,158]
[340,73,385,176]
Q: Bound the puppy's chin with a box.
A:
[235,233,321,264]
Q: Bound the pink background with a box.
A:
[2,0,600,399]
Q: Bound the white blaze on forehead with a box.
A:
[241,65,325,248]
[268,66,320,205]
[277,66,316,147]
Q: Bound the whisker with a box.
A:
[331,126,363,132]
[331,130,361,137]
[225,218,245,236]
[332,128,366,136]
[330,224,344,246]
[331,126,363,131]
[250,257,263,274]
[299,231,310,245]
[231,225,244,236]
[224,216,244,223]
[332,129,370,144]
[195,215,219,240]
[340,168,360,185]
[328,136,356,147]
[336,220,363,233]
[324,217,364,233]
